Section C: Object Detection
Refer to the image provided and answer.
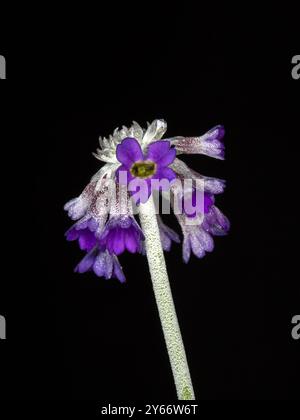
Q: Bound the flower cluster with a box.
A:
[64,120,229,282]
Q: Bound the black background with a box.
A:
[0,6,299,405]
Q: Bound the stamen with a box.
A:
[130,161,156,178]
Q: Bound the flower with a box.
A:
[64,119,230,281]
[75,245,126,283]
[171,125,225,160]
[176,206,230,263]
[115,137,177,202]
[99,215,145,255]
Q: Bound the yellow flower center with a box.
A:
[130,161,156,178]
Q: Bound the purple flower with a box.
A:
[75,246,126,283]
[176,206,230,263]
[171,125,225,160]
[202,205,230,236]
[115,137,177,202]
[99,216,145,255]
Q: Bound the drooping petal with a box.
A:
[116,137,144,168]
[93,250,113,278]
[194,228,214,252]
[157,216,180,251]
[112,256,126,283]
[182,236,192,263]
[203,206,230,236]
[78,229,97,251]
[124,227,138,253]
[105,229,117,254]
[65,226,80,241]
[75,247,98,273]
[190,232,206,259]
[64,196,89,221]
[112,228,126,255]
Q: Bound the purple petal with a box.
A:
[116,137,144,168]
[157,217,180,252]
[113,257,126,283]
[206,125,225,141]
[204,193,214,213]
[154,167,177,186]
[112,228,125,255]
[106,229,117,253]
[78,229,97,251]
[124,227,138,253]
[146,141,176,167]
[65,227,80,241]
[115,165,133,185]
[204,206,230,236]
[75,248,97,273]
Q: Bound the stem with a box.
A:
[139,196,195,400]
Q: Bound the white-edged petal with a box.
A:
[141,119,167,148]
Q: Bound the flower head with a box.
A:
[64,119,230,282]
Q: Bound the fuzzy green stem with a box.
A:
[139,196,195,400]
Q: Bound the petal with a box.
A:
[157,215,180,251]
[115,165,133,185]
[162,234,172,251]
[112,228,125,255]
[106,229,117,253]
[182,236,192,263]
[146,141,176,167]
[103,252,114,279]
[128,121,144,142]
[64,196,88,221]
[205,125,225,141]
[195,228,214,252]
[205,206,230,236]
[116,137,144,167]
[75,248,97,273]
[124,228,138,253]
[113,256,126,283]
[190,233,206,259]
[78,229,97,251]
[65,226,80,241]
[204,193,214,213]
[142,119,167,147]
[154,167,177,184]
[92,252,107,277]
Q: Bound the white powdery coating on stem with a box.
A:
[139,197,195,400]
